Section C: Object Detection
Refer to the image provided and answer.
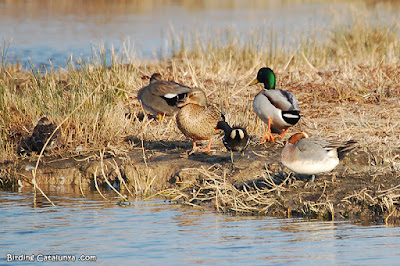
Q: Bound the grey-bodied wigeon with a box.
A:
[281,132,357,182]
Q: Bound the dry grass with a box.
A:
[1,5,400,222]
[152,162,400,224]
[3,9,399,164]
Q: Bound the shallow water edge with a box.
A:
[2,140,399,226]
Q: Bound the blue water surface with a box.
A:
[1,189,400,265]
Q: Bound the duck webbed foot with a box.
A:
[260,117,277,143]
[199,139,213,153]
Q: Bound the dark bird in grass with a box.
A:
[17,117,60,155]
[137,73,192,122]
[216,121,250,163]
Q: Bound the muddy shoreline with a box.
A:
[2,137,399,225]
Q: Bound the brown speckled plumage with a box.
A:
[176,88,224,152]
[177,103,222,141]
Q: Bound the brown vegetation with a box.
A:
[1,6,400,224]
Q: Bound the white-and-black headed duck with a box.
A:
[216,121,249,155]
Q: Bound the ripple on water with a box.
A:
[1,190,400,265]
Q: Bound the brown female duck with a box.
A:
[176,88,224,153]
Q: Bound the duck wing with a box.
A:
[295,138,327,153]
[318,139,358,159]
[150,81,191,97]
[296,137,357,159]
[263,89,299,111]
[150,81,192,106]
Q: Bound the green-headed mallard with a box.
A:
[176,88,224,153]
[251,67,300,142]
[137,73,192,121]
[281,132,357,183]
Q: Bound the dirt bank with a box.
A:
[2,136,399,225]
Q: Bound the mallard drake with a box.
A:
[281,132,357,183]
[216,121,249,155]
[137,73,192,121]
[17,117,60,155]
[176,88,224,153]
[251,67,300,142]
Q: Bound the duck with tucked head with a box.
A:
[17,116,60,155]
[216,121,250,163]
[176,88,225,153]
[281,132,357,183]
[251,67,300,142]
[137,73,192,121]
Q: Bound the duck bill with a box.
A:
[177,102,187,108]
[250,79,259,86]
[177,99,191,108]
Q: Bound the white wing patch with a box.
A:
[282,113,299,119]
[164,93,177,98]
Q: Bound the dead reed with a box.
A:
[0,5,400,221]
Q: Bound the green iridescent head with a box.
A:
[250,67,276,90]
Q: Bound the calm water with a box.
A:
[2,1,400,264]
[1,189,400,265]
[1,0,399,69]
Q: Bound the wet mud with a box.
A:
[2,138,399,225]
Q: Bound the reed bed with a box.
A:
[2,8,399,163]
[1,6,400,222]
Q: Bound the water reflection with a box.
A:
[1,189,400,264]
[1,0,398,69]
